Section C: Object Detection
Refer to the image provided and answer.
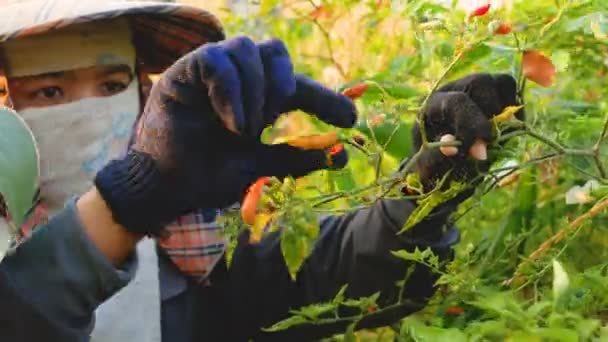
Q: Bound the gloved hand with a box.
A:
[408,73,523,195]
[94,37,357,235]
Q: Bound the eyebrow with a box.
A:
[97,65,133,77]
[16,65,133,81]
[28,70,67,80]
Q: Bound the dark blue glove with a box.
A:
[95,37,357,234]
[410,73,523,193]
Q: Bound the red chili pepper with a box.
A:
[325,144,345,167]
[369,114,386,127]
[241,177,270,225]
[309,5,331,20]
[470,3,491,17]
[446,306,465,315]
[495,23,512,35]
[341,83,369,99]
[328,143,344,156]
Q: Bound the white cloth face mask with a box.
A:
[18,80,140,213]
[0,216,11,260]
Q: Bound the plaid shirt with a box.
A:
[17,203,226,282]
[157,209,226,282]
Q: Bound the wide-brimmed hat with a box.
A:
[0,0,226,74]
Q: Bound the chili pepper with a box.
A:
[325,143,344,167]
[446,306,465,315]
[328,143,344,156]
[341,83,369,99]
[279,132,339,150]
[241,177,270,225]
[495,23,512,35]
[470,4,490,17]
[369,114,385,127]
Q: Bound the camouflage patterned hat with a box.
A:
[0,0,225,74]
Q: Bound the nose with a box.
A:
[70,84,98,102]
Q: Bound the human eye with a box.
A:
[31,86,64,105]
[99,71,132,97]
[7,74,68,109]
[99,80,128,96]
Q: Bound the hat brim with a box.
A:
[0,1,225,74]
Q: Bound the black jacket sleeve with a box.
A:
[0,267,81,342]
[0,200,135,342]
[208,198,459,341]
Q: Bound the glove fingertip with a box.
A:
[326,144,348,169]
[288,75,358,128]
[197,45,248,133]
[267,56,296,99]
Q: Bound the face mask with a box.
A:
[0,216,12,260]
[18,81,139,212]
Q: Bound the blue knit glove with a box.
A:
[95,37,357,234]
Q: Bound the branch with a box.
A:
[417,49,466,145]
[507,196,608,287]
[592,113,608,178]
[302,0,348,78]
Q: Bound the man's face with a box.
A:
[8,64,133,111]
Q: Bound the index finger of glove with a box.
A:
[198,44,246,134]
[251,142,348,181]
[221,36,265,136]
[258,38,297,130]
[417,91,492,152]
[282,74,358,128]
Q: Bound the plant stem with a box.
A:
[592,114,608,178]
[304,0,348,78]
[417,49,466,146]
[507,196,608,288]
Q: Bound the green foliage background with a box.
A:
[209,0,608,340]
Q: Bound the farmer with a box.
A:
[0,0,522,341]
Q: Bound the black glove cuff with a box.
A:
[94,151,179,235]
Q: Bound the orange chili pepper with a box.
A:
[495,23,512,35]
[241,177,270,225]
[282,132,339,150]
[341,83,369,99]
[446,306,465,315]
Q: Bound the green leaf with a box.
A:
[452,44,492,74]
[485,165,538,263]
[553,259,570,302]
[0,108,39,229]
[392,247,439,269]
[343,322,357,342]
[332,284,348,305]
[400,181,465,234]
[291,302,337,320]
[280,203,320,279]
[403,322,467,342]
[355,118,415,161]
[533,327,579,342]
[328,168,357,193]
[263,314,309,332]
[551,50,571,72]
[341,292,380,312]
